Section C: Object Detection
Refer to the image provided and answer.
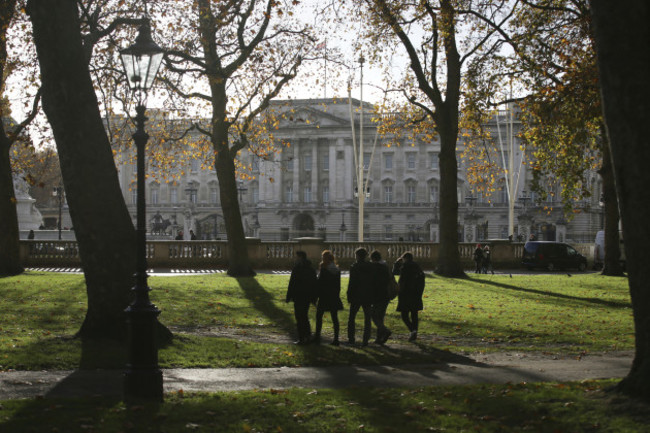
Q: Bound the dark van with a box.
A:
[522,241,588,272]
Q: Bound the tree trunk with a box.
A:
[435,107,464,277]
[0,130,23,276]
[591,0,650,399]
[27,0,171,341]
[213,129,256,277]
[0,0,23,277]
[196,0,256,277]
[598,134,623,276]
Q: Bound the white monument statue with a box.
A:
[12,173,44,231]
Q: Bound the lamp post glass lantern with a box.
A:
[119,19,164,402]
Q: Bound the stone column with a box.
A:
[344,140,354,201]
[328,140,336,204]
[311,140,318,203]
[292,140,300,203]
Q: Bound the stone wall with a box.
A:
[19,238,594,270]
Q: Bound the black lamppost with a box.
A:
[52,185,64,240]
[119,19,164,402]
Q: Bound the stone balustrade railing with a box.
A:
[19,238,593,270]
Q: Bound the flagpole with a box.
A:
[324,41,327,98]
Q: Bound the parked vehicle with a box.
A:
[522,241,588,272]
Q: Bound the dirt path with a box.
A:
[0,351,632,400]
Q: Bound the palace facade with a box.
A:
[114,98,604,244]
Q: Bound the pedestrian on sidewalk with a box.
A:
[347,247,374,346]
[286,250,318,345]
[473,244,484,273]
[370,250,393,345]
[313,250,343,346]
[396,252,425,342]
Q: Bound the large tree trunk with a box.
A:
[598,134,623,276]
[591,0,650,399]
[0,128,23,276]
[196,0,255,277]
[213,129,256,277]
[0,0,23,277]
[27,0,170,341]
[433,2,464,278]
[435,111,464,277]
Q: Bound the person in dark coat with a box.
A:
[347,247,374,346]
[392,256,403,276]
[370,250,392,345]
[286,250,318,345]
[473,244,483,273]
[482,244,494,274]
[396,252,425,342]
[313,250,344,345]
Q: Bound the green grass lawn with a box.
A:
[2,380,649,432]
[0,271,633,370]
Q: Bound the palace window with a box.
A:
[151,187,159,205]
[286,184,293,203]
[384,154,393,170]
[304,186,312,203]
[322,185,329,203]
[322,154,329,171]
[429,153,439,170]
[210,187,219,204]
[407,184,416,203]
[384,185,393,203]
[407,153,416,170]
[429,184,439,203]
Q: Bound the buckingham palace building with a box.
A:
[114,98,605,244]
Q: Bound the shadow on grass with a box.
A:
[235,276,295,334]
[233,276,484,374]
[466,275,631,309]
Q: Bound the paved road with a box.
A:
[0,352,632,400]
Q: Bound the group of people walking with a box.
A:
[473,243,494,274]
[286,248,426,346]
